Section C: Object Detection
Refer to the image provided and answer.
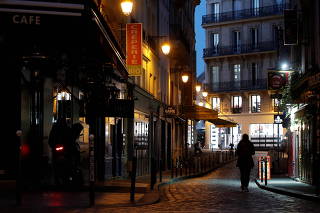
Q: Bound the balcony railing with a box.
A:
[203,41,276,58]
[232,107,242,114]
[202,4,288,25]
[205,79,267,93]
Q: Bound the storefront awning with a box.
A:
[182,105,218,120]
[208,118,237,128]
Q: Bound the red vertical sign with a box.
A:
[126,23,142,76]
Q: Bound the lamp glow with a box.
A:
[121,0,133,16]
[198,102,204,106]
[195,85,201,92]
[281,63,288,70]
[202,91,208,97]
[161,43,171,55]
[181,74,189,83]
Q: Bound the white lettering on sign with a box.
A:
[12,15,41,25]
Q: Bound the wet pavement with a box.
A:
[1,159,320,212]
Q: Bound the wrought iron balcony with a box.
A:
[203,41,276,58]
[232,107,242,114]
[202,4,288,25]
[205,79,267,93]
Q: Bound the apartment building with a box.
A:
[202,0,288,149]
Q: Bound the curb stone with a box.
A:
[255,179,320,202]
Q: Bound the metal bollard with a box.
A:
[160,159,162,182]
[175,159,178,177]
[260,159,263,183]
[89,134,95,206]
[171,159,174,178]
[264,158,268,186]
[130,156,137,201]
[179,157,182,177]
[16,130,22,206]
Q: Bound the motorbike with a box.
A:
[52,142,83,187]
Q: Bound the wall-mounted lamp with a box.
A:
[281,63,289,71]
[181,73,189,83]
[121,0,133,16]
[161,42,171,55]
[195,85,201,92]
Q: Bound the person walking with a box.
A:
[236,134,255,192]
[194,141,202,154]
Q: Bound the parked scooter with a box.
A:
[49,120,83,187]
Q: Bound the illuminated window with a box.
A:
[212,97,220,112]
[251,95,261,113]
[232,96,242,113]
[273,98,281,112]
[233,64,241,87]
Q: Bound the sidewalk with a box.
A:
[255,175,320,202]
[0,153,236,209]
[0,178,159,208]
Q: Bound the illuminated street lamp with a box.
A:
[202,91,208,97]
[195,85,201,92]
[121,0,133,16]
[161,42,171,55]
[281,63,289,71]
[181,73,189,83]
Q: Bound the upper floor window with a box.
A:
[211,33,219,52]
[252,0,260,15]
[251,95,261,113]
[211,2,220,19]
[211,97,220,112]
[272,98,281,112]
[233,31,241,52]
[252,0,260,8]
[251,62,258,85]
[250,28,258,48]
[233,64,241,85]
[232,96,242,113]
[211,66,219,84]
[233,0,242,11]
[211,3,220,14]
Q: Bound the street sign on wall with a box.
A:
[126,23,142,76]
[274,114,284,124]
[267,71,287,90]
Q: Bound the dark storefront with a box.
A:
[0,1,131,186]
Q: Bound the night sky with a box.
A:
[195,0,205,77]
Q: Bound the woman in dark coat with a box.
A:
[236,134,255,192]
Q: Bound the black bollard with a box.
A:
[130,156,137,202]
[89,134,95,207]
[16,130,22,206]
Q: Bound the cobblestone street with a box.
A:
[9,160,319,213]
[107,160,320,213]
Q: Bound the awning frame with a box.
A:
[208,118,237,128]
